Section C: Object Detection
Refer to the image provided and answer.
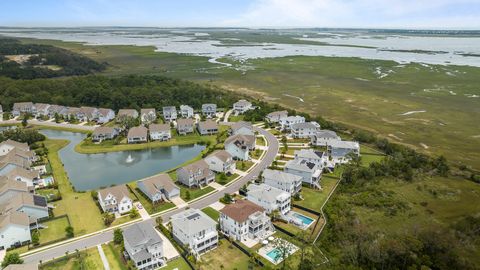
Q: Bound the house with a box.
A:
[3,263,39,270]
[0,150,34,174]
[262,169,302,195]
[97,185,133,215]
[4,167,39,187]
[224,134,255,160]
[328,140,360,163]
[311,130,341,147]
[179,105,194,118]
[1,193,49,221]
[123,222,165,270]
[247,183,291,215]
[171,208,218,256]
[0,140,29,157]
[0,178,31,204]
[92,127,119,142]
[233,100,253,114]
[127,126,148,144]
[137,174,180,203]
[149,124,171,141]
[47,105,67,119]
[279,116,305,131]
[265,111,288,123]
[197,120,218,135]
[219,199,274,242]
[290,122,320,139]
[162,106,177,122]
[65,107,80,120]
[294,149,326,167]
[78,106,99,122]
[0,212,31,250]
[97,108,115,124]
[34,103,51,118]
[177,118,195,135]
[12,102,35,117]
[117,109,139,122]
[177,160,214,188]
[230,121,254,136]
[204,150,236,174]
[202,104,217,118]
[284,159,322,189]
[140,108,157,124]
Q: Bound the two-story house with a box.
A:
[201,104,217,118]
[265,111,288,123]
[0,140,29,157]
[162,106,177,122]
[224,134,255,160]
[34,103,51,118]
[123,223,165,270]
[140,108,157,124]
[247,184,291,215]
[290,122,320,139]
[0,212,31,250]
[97,185,133,215]
[204,150,236,174]
[78,106,99,122]
[4,167,40,187]
[97,108,116,124]
[92,126,119,142]
[262,169,302,195]
[149,124,171,141]
[179,105,194,118]
[0,178,31,204]
[220,200,274,242]
[328,140,360,164]
[230,121,254,136]
[117,109,139,122]
[197,120,218,136]
[233,100,253,114]
[177,118,195,135]
[278,116,305,131]
[294,149,326,167]
[284,159,322,189]
[1,193,49,222]
[137,174,180,203]
[127,126,148,144]
[12,102,35,117]
[176,160,215,188]
[171,208,218,256]
[311,130,341,146]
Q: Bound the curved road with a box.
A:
[22,124,279,264]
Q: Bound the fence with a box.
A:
[292,203,321,216]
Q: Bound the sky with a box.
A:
[0,0,479,29]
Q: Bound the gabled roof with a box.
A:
[138,174,178,195]
[118,109,138,118]
[285,158,318,172]
[267,110,288,118]
[224,134,255,149]
[314,130,339,139]
[234,99,252,107]
[0,139,29,152]
[123,222,162,250]
[93,126,115,136]
[180,105,193,111]
[0,178,29,194]
[329,140,359,149]
[67,107,80,114]
[294,149,324,160]
[280,115,305,122]
[140,108,156,115]
[149,124,170,133]
[206,150,232,163]
[98,185,131,201]
[13,102,34,110]
[128,126,148,138]
[162,106,177,113]
[202,103,217,110]
[220,199,265,223]
[4,167,39,180]
[231,121,253,133]
[0,211,30,228]
[171,208,217,236]
[179,159,210,175]
[262,169,302,184]
[177,118,195,127]
[247,183,290,204]
[198,120,218,130]
[0,193,47,213]
[97,108,114,117]
[34,103,51,111]
[291,122,320,130]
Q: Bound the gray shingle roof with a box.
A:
[262,169,302,184]
[123,223,162,260]
[247,183,290,204]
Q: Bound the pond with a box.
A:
[39,129,205,191]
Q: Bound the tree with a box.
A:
[21,114,29,127]
[219,172,228,184]
[271,238,293,270]
[129,208,139,219]
[113,228,123,245]
[54,112,61,123]
[103,212,115,226]
[270,209,280,222]
[65,226,74,238]
[31,230,40,246]
[119,116,138,134]
[155,216,163,227]
[185,190,191,201]
[1,252,23,267]
[222,193,233,204]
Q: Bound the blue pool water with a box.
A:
[43,176,54,185]
[266,248,281,261]
[293,212,314,226]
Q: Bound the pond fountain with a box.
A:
[125,154,134,163]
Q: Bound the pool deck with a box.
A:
[285,210,316,230]
[257,237,299,265]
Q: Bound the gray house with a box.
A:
[127,126,148,144]
[284,158,322,189]
[117,109,139,122]
[12,102,35,117]
[197,120,218,136]
[265,110,288,123]
[180,105,194,118]
[177,118,195,135]
[201,104,217,118]
[162,106,177,122]
[123,223,165,270]
[177,159,214,188]
[137,174,180,202]
[92,127,119,142]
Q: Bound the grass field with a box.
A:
[37,216,70,244]
[102,243,128,270]
[201,206,220,221]
[215,173,239,185]
[179,185,215,202]
[236,160,255,171]
[195,239,255,270]
[128,183,176,214]
[40,247,103,270]
[163,257,191,270]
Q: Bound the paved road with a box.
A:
[22,124,278,264]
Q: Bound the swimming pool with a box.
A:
[292,212,315,226]
[266,248,282,262]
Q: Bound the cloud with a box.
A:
[221,0,480,28]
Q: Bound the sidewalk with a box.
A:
[97,245,110,270]
[209,182,226,191]
[170,196,188,209]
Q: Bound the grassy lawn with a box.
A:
[250,149,264,159]
[236,160,255,172]
[37,216,70,244]
[229,115,245,122]
[128,184,176,214]
[361,153,385,167]
[179,185,215,202]
[268,129,282,136]
[215,173,239,185]
[40,247,103,270]
[43,139,105,236]
[163,257,191,270]
[196,239,255,270]
[294,173,341,212]
[201,207,220,221]
[256,136,266,146]
[102,242,128,270]
[110,215,137,227]
[279,147,295,156]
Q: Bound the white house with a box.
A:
[180,105,194,118]
[171,208,218,256]
[97,108,115,124]
[78,106,99,122]
[197,120,218,135]
[176,160,215,188]
[230,121,254,136]
[202,104,217,118]
[162,106,177,122]
[262,169,302,195]
[0,178,31,204]
[265,111,288,123]
[92,127,119,142]
[123,223,165,270]
[149,124,171,141]
[47,105,67,119]
[247,184,291,215]
[233,100,253,114]
[177,118,195,135]
[204,150,236,174]
[290,122,320,139]
[12,102,35,117]
[294,149,326,167]
[137,174,180,203]
[284,159,322,189]
[117,109,139,122]
[127,126,148,144]
[311,130,341,146]
[279,116,305,131]
[34,103,51,118]
[140,108,157,124]
[220,200,274,242]
[0,212,31,250]
[97,185,133,215]
[328,140,360,164]
[224,134,255,160]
